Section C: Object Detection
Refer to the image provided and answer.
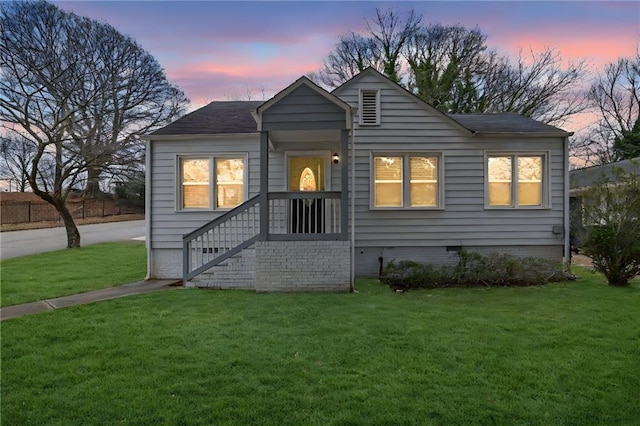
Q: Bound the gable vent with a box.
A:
[360,89,380,126]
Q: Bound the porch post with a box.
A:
[340,129,349,240]
[260,131,269,241]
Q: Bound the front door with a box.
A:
[288,156,326,233]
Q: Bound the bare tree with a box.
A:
[481,47,588,125]
[586,52,640,161]
[315,8,421,87]
[404,24,488,111]
[0,0,189,247]
[367,8,421,83]
[314,32,381,88]
[0,134,34,192]
[315,9,587,126]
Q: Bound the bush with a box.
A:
[381,250,572,291]
[578,169,640,286]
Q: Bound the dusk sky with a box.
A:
[54,1,639,134]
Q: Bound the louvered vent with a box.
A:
[360,89,380,125]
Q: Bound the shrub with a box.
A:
[578,169,640,286]
[381,250,572,290]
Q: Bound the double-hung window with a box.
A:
[372,154,442,208]
[179,156,246,210]
[486,153,547,208]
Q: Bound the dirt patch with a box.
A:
[571,254,593,268]
[0,213,145,232]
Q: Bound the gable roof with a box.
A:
[333,67,472,136]
[255,75,353,131]
[148,69,572,138]
[449,113,572,136]
[334,67,571,137]
[150,101,262,136]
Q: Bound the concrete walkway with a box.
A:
[0,279,181,321]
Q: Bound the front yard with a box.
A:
[0,241,146,307]
[2,268,638,425]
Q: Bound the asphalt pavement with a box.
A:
[0,220,145,259]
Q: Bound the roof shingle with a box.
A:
[448,113,571,135]
[151,101,261,136]
[149,102,571,137]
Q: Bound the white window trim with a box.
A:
[284,150,332,191]
[359,89,380,126]
[176,153,248,212]
[370,152,445,210]
[484,151,550,209]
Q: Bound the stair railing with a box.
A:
[182,194,261,283]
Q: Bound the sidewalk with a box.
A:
[0,279,181,321]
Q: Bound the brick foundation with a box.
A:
[255,240,351,292]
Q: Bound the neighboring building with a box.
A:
[569,157,640,249]
[143,67,573,292]
[570,157,640,194]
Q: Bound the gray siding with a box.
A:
[334,72,567,252]
[262,85,347,131]
[149,135,260,249]
[150,135,343,251]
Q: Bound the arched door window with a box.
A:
[299,167,317,191]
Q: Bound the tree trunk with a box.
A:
[58,203,81,248]
[83,166,104,198]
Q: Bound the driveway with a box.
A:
[0,220,145,260]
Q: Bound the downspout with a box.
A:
[563,135,571,266]
[350,116,356,291]
[144,138,153,280]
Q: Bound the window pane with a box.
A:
[411,183,437,206]
[517,156,542,206]
[488,182,511,205]
[488,157,512,206]
[410,156,438,206]
[184,185,210,208]
[376,182,402,206]
[374,156,402,207]
[216,158,244,208]
[182,159,209,208]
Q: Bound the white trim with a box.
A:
[144,133,258,142]
[175,153,249,212]
[284,150,332,191]
[369,152,445,210]
[256,76,353,132]
[484,151,551,210]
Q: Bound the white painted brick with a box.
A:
[255,240,350,292]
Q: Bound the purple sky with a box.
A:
[55,0,638,133]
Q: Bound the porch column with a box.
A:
[260,131,269,240]
[340,129,349,240]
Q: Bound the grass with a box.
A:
[0,241,146,307]
[2,267,639,425]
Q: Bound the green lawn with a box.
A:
[2,268,638,425]
[0,241,146,307]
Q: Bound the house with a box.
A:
[569,157,640,249]
[570,157,640,193]
[143,68,573,292]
